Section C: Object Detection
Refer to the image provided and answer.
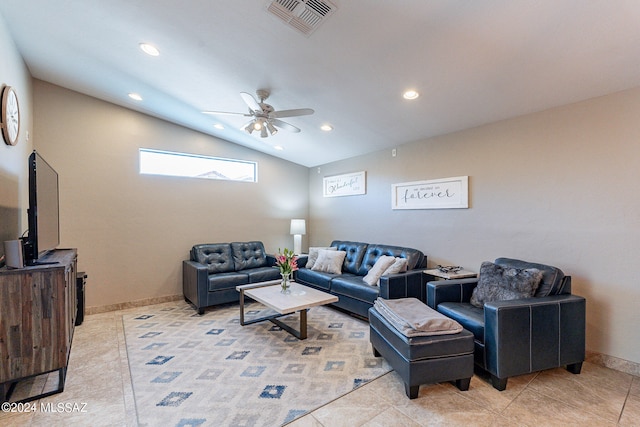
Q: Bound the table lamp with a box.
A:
[290,219,306,255]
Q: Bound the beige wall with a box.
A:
[0,12,33,254]
[309,87,640,365]
[32,81,309,308]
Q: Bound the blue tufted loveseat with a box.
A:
[295,240,427,318]
[183,241,281,314]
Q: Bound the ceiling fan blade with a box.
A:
[240,92,262,113]
[270,108,314,118]
[271,118,301,133]
[202,110,252,117]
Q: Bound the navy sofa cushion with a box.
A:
[192,243,234,274]
[208,272,248,291]
[330,240,368,274]
[357,244,424,276]
[295,267,334,290]
[246,266,281,283]
[437,302,485,343]
[331,275,379,303]
[231,241,268,271]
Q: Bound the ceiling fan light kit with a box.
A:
[205,89,314,138]
[266,121,278,136]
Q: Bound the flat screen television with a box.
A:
[22,150,60,265]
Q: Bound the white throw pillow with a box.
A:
[311,250,346,274]
[306,246,337,269]
[382,257,409,277]
[363,255,396,286]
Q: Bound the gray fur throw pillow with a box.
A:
[470,261,543,308]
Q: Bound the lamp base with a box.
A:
[293,234,302,255]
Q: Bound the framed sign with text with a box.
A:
[323,171,366,197]
[392,176,468,210]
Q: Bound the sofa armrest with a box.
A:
[285,255,308,280]
[266,254,277,267]
[183,260,210,311]
[379,270,427,302]
[483,294,586,379]
[426,278,479,309]
[296,255,309,268]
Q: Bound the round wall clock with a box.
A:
[1,86,20,146]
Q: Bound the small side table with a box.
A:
[423,269,477,280]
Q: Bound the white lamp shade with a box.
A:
[290,219,306,235]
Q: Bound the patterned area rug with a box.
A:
[123,301,391,426]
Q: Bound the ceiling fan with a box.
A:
[203,89,314,138]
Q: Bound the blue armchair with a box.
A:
[426,258,585,391]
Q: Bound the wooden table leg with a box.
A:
[299,308,307,340]
[270,309,307,340]
[239,289,246,325]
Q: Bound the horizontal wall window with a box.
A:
[139,148,257,182]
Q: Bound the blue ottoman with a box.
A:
[369,306,474,399]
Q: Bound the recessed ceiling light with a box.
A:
[139,43,160,56]
[128,93,143,101]
[213,123,224,130]
[274,145,284,151]
[320,124,333,132]
[403,90,419,100]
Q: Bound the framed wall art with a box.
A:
[392,176,468,210]
[323,171,366,197]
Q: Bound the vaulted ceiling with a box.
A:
[2,0,639,167]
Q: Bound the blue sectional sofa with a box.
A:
[295,240,427,318]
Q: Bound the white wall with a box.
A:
[0,11,33,255]
[309,87,640,365]
[33,81,309,308]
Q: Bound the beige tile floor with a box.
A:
[2,301,639,427]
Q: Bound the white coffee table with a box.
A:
[236,280,338,340]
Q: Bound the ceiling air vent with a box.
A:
[267,0,337,36]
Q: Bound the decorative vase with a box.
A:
[280,273,291,294]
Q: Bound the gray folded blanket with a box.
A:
[373,297,463,337]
